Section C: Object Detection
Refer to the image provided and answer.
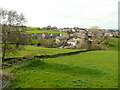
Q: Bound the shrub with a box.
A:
[108,43,115,47]
[40,39,55,48]
[2,71,13,88]
[52,45,58,48]
[103,40,109,45]
[30,39,40,45]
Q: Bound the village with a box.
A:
[1,0,119,87]
[27,27,119,49]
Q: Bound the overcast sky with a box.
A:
[0,0,119,29]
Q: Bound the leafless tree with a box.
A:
[88,26,106,50]
[0,8,29,61]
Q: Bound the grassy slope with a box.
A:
[4,37,118,88]
[25,30,64,33]
[5,51,118,88]
[106,37,118,51]
[5,45,82,58]
[25,27,64,33]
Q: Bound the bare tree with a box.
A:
[39,38,55,48]
[89,26,100,38]
[7,30,29,48]
[88,26,105,50]
[0,8,29,61]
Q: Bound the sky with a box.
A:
[0,0,119,29]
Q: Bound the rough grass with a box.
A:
[5,45,83,58]
[106,37,118,51]
[24,27,64,33]
[4,37,118,88]
[5,50,118,88]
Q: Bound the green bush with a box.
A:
[108,43,115,47]
[30,39,40,45]
[51,45,58,48]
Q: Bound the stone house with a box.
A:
[60,33,69,39]
[51,33,60,38]
[55,37,67,45]
[73,33,85,39]
[78,30,86,34]
[67,39,77,46]
[104,32,113,37]
[41,33,51,39]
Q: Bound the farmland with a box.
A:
[4,50,118,88]
[25,27,64,33]
[5,45,83,58]
[25,30,64,33]
[1,4,119,89]
[3,37,118,88]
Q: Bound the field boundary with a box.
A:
[2,49,96,68]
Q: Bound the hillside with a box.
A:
[5,45,83,59]
[106,37,118,51]
[3,37,118,88]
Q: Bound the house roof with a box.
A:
[67,39,76,42]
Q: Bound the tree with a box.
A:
[51,26,57,30]
[89,26,100,38]
[46,25,52,30]
[84,29,92,50]
[39,38,55,48]
[88,26,106,50]
[7,30,29,48]
[0,8,29,61]
[0,8,26,26]
[73,27,79,30]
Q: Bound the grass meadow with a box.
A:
[5,45,83,58]
[4,37,118,88]
[25,28,64,33]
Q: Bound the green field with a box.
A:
[5,50,118,88]
[106,37,118,51]
[23,27,64,33]
[4,37,118,88]
[5,45,82,58]
[25,29,64,33]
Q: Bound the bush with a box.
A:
[52,45,58,48]
[30,39,40,45]
[108,43,115,47]
[75,40,91,49]
[103,40,109,45]
[91,43,106,50]
[40,39,55,48]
